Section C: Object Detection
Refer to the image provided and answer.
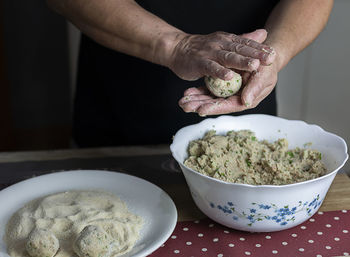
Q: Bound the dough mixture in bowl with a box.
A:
[4,191,143,257]
[184,130,327,185]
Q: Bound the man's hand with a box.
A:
[167,29,276,81]
[178,62,278,116]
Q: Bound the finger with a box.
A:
[241,70,277,107]
[225,42,276,65]
[216,50,260,71]
[180,98,218,113]
[183,86,210,96]
[240,29,267,43]
[178,94,214,106]
[240,70,265,106]
[252,85,275,106]
[197,96,246,116]
[233,35,274,54]
[241,71,251,85]
[199,59,235,80]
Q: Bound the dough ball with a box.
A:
[26,228,59,257]
[73,225,113,257]
[205,72,242,97]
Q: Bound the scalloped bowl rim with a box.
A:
[170,114,348,188]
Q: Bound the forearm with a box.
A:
[264,0,333,70]
[47,0,186,67]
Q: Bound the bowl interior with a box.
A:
[171,115,348,175]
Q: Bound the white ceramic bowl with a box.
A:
[170,115,348,232]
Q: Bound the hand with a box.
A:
[168,29,276,81]
[178,62,279,116]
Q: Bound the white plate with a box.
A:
[0,170,177,257]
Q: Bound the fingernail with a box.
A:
[224,71,234,80]
[244,94,254,106]
[262,47,274,54]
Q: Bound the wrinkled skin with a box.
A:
[174,29,278,116]
[169,29,275,81]
[179,63,278,116]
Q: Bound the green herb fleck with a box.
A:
[228,89,233,94]
[318,153,322,160]
[218,172,226,177]
[246,159,251,167]
[251,136,256,141]
[287,151,294,158]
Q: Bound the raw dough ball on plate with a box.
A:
[205,72,242,97]
[73,225,114,257]
[26,228,59,257]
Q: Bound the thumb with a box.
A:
[240,29,267,43]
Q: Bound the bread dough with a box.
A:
[184,130,327,185]
[26,228,59,257]
[205,72,242,97]
[4,191,143,257]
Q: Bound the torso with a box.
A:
[74,0,279,147]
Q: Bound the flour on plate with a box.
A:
[4,191,143,257]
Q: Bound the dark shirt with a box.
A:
[74,0,279,147]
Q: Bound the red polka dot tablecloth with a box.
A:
[149,210,350,257]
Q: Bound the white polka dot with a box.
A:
[186,241,192,245]
[174,250,180,254]
[318,211,324,215]
[334,216,340,220]
[299,248,305,252]
[308,239,314,243]
[342,210,348,213]
[171,235,177,239]
[301,226,307,230]
[213,238,219,242]
[325,224,331,228]
[224,230,230,234]
[217,254,223,257]
[265,235,271,239]
[228,243,234,247]
[344,252,349,256]
[334,237,340,241]
[255,244,261,247]
[316,255,322,257]
[183,227,189,231]
[194,220,200,223]
[317,231,323,235]
[291,233,298,237]
[309,218,315,222]
[245,252,251,256]
[198,233,203,237]
[240,237,246,241]
[282,241,288,246]
[325,246,332,249]
[343,229,349,233]
[202,248,207,252]
[209,223,214,227]
[272,250,278,254]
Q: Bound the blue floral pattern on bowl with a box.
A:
[210,194,323,227]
